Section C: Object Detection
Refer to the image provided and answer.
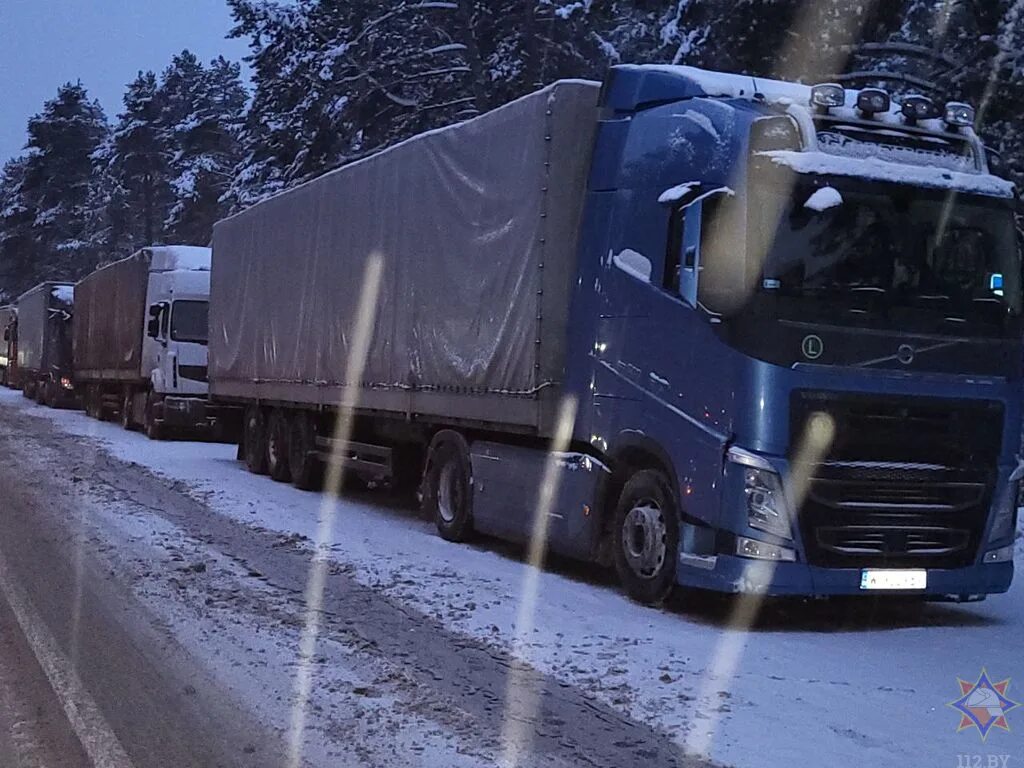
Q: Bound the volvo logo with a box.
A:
[801,334,824,360]
[896,344,915,365]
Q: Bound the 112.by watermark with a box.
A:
[955,755,1011,768]
[949,668,1018,768]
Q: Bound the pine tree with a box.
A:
[19,82,109,283]
[0,158,38,299]
[161,52,247,244]
[108,71,172,249]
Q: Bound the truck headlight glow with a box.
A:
[60,376,73,390]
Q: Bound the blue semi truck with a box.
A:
[211,65,1021,604]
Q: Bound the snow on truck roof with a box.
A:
[146,245,211,272]
[16,281,74,303]
[82,246,212,283]
[626,64,1013,198]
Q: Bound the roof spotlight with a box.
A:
[856,88,890,116]
[900,94,940,124]
[944,102,975,128]
[810,83,845,112]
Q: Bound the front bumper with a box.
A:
[159,396,217,430]
[675,553,1013,597]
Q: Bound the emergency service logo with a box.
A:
[948,669,1019,741]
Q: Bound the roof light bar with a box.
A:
[944,101,975,128]
[856,88,890,116]
[900,94,940,123]
[810,83,845,112]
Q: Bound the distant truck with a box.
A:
[15,282,76,407]
[0,304,16,387]
[210,67,1022,604]
[73,246,216,438]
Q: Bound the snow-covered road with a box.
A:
[4,388,1022,767]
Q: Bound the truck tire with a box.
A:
[288,412,321,490]
[243,405,269,475]
[611,469,679,606]
[422,433,474,542]
[266,409,292,483]
[120,389,135,430]
[84,386,98,419]
[21,381,32,399]
[34,381,47,406]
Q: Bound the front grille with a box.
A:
[792,393,1001,569]
[178,365,208,383]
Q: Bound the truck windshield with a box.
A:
[170,300,209,344]
[747,175,1022,336]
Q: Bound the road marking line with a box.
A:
[0,548,135,768]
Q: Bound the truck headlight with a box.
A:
[987,482,1017,544]
[728,447,793,539]
[60,376,73,390]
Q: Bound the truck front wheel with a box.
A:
[422,434,473,542]
[266,409,292,483]
[243,405,269,475]
[611,469,679,605]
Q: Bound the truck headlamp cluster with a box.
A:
[810,83,844,112]
[60,376,73,390]
[744,467,791,539]
[944,101,975,128]
[900,94,940,123]
[727,447,793,540]
[856,88,890,116]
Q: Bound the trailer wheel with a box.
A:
[84,386,98,418]
[266,409,292,483]
[243,405,269,475]
[288,411,321,490]
[611,469,679,605]
[120,388,136,430]
[423,433,473,542]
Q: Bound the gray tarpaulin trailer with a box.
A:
[0,304,16,386]
[15,281,76,406]
[210,80,599,439]
[209,79,603,533]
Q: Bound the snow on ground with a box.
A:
[9,388,1023,768]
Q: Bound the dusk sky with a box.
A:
[0,0,251,164]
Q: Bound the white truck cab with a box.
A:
[141,247,213,434]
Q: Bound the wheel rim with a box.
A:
[621,498,668,580]
[437,461,461,524]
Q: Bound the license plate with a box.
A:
[860,569,927,591]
